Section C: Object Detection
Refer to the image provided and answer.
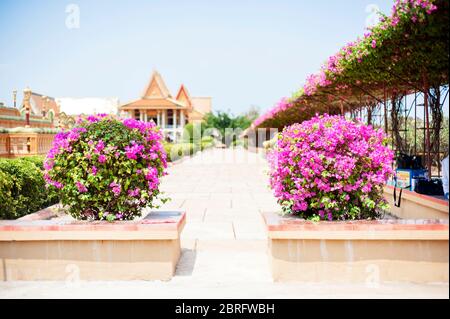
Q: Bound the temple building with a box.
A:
[119,71,212,141]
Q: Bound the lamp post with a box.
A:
[12,90,17,108]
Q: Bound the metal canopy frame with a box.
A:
[348,85,449,178]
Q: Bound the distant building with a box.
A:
[0,88,120,130]
[119,70,212,141]
[0,88,58,128]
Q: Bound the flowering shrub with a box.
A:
[268,114,394,221]
[44,114,168,221]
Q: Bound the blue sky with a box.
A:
[0,0,395,114]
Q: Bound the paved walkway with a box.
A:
[0,148,448,298]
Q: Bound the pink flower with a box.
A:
[391,16,400,26]
[109,181,121,197]
[95,140,105,152]
[128,188,140,197]
[76,181,88,193]
[327,212,333,221]
[145,167,160,190]
[44,160,54,170]
[98,154,107,163]
[125,142,145,160]
[87,115,99,123]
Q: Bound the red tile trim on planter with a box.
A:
[261,212,449,232]
[0,211,186,233]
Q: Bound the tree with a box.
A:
[243,105,261,122]
[203,111,254,146]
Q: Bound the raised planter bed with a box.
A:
[262,212,449,283]
[384,185,449,220]
[0,209,186,281]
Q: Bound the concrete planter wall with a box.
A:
[0,210,185,281]
[262,212,449,283]
[384,185,449,220]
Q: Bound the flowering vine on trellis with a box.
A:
[253,0,448,129]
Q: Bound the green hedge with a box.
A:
[200,136,215,150]
[0,157,59,219]
[200,141,215,151]
[21,155,46,170]
[164,142,211,162]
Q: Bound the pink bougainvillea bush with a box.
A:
[44,114,168,221]
[267,114,394,221]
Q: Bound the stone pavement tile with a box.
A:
[230,193,255,202]
[232,220,266,240]
[209,193,234,201]
[181,206,208,216]
[231,200,262,210]
[161,184,195,193]
[192,185,217,193]
[254,199,281,212]
[184,209,206,222]
[192,240,271,282]
[230,186,254,194]
[252,193,277,201]
[224,181,250,187]
[204,199,232,209]
[182,199,231,210]
[248,186,272,194]
[181,199,208,210]
[181,221,235,240]
[203,209,261,223]
[206,206,260,214]
[158,198,185,210]
[247,192,273,199]
[211,185,232,193]
[257,205,280,213]
[170,192,210,200]
[250,184,270,190]
[252,195,277,202]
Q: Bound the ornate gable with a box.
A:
[142,71,171,99]
[175,85,192,110]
